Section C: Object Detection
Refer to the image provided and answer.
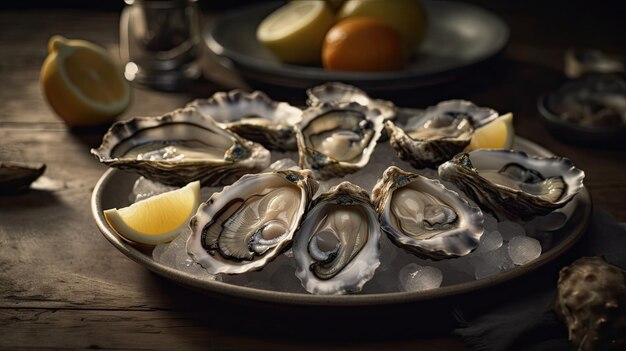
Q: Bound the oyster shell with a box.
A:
[555,256,626,351]
[190,90,302,151]
[0,161,45,194]
[386,100,499,169]
[296,102,384,180]
[293,182,381,295]
[438,150,585,221]
[306,82,396,122]
[372,166,484,259]
[187,169,318,274]
[91,107,271,186]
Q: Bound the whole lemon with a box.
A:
[322,17,405,71]
[338,0,428,52]
[40,36,131,127]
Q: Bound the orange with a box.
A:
[322,17,406,72]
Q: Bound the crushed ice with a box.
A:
[137,143,571,294]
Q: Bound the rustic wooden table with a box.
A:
[1,3,625,350]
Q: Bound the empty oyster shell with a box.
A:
[296,101,384,180]
[306,82,396,122]
[386,100,499,169]
[187,169,318,275]
[91,107,271,186]
[438,150,585,221]
[555,256,626,351]
[190,90,302,151]
[293,182,381,295]
[372,166,484,259]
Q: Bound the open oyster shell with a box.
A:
[386,100,499,169]
[187,169,318,275]
[91,107,271,186]
[306,82,396,122]
[438,149,585,221]
[293,182,381,295]
[372,166,484,259]
[189,90,302,151]
[296,101,384,180]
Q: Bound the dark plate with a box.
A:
[91,137,591,307]
[205,1,509,91]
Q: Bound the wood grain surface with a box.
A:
[1,3,625,350]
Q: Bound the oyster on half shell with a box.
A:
[296,102,384,180]
[306,82,396,123]
[386,100,499,169]
[438,150,585,221]
[293,182,381,295]
[190,90,303,151]
[187,169,318,274]
[372,166,484,259]
[91,107,271,186]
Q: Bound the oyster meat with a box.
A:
[293,182,381,294]
[438,150,585,221]
[187,169,318,274]
[306,82,396,123]
[386,100,499,169]
[190,90,302,151]
[296,101,384,180]
[91,107,271,186]
[372,166,484,259]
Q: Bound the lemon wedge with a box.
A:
[465,113,515,151]
[40,35,131,127]
[257,1,335,64]
[104,181,201,245]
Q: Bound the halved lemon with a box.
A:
[465,113,515,151]
[104,181,201,245]
[257,1,335,64]
[40,35,131,127]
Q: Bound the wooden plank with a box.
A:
[0,309,469,351]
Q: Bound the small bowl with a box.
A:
[537,75,626,148]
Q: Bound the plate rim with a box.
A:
[205,0,510,85]
[91,137,592,307]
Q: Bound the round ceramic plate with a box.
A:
[91,137,591,306]
[205,1,509,91]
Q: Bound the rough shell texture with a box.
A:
[187,169,318,275]
[555,257,626,351]
[372,166,484,259]
[305,82,396,122]
[438,150,585,221]
[415,100,499,129]
[0,161,46,194]
[293,182,381,295]
[296,101,384,180]
[91,107,271,186]
[189,90,302,151]
[385,118,473,169]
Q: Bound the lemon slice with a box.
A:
[40,35,131,127]
[465,113,515,151]
[257,1,335,64]
[104,181,201,245]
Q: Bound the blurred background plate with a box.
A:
[205,0,509,92]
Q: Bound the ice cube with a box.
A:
[475,230,503,253]
[482,213,499,233]
[130,177,177,203]
[398,263,443,292]
[507,236,542,265]
[471,246,514,280]
[497,220,526,240]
